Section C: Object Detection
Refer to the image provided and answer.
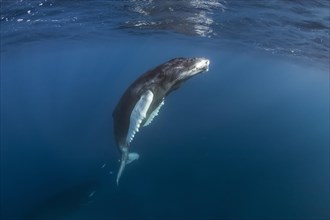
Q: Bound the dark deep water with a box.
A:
[1,1,329,220]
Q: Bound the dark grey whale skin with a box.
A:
[112,57,208,149]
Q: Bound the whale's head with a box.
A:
[161,57,210,91]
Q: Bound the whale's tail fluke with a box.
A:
[116,151,139,186]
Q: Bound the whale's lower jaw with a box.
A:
[177,58,210,80]
[194,58,210,73]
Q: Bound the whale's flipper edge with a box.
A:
[144,99,164,127]
[126,90,154,144]
[117,90,153,186]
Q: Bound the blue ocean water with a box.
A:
[1,1,329,220]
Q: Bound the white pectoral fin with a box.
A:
[126,90,154,144]
[143,99,164,127]
[117,90,153,186]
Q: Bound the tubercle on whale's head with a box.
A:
[184,57,210,75]
[163,57,210,90]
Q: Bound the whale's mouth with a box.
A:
[189,58,210,76]
[194,58,210,73]
[176,57,210,81]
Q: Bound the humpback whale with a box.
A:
[112,57,210,185]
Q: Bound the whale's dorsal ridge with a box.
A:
[126,90,154,145]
